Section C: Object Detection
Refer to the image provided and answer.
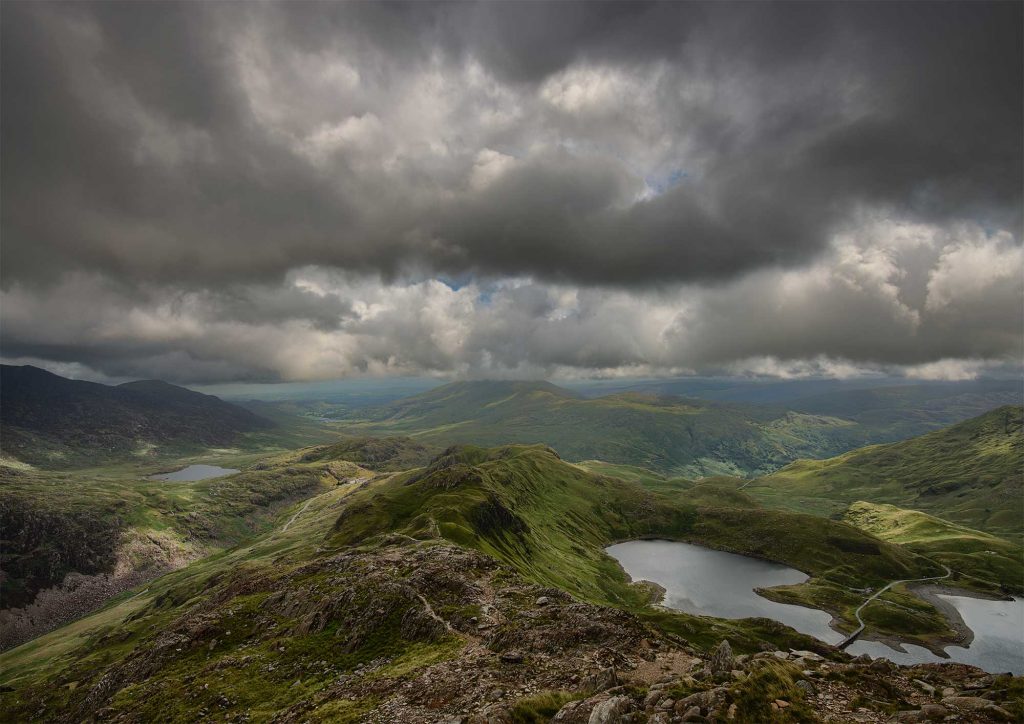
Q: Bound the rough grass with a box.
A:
[749,406,1023,537]
[843,501,1023,593]
[727,660,817,722]
[507,691,579,722]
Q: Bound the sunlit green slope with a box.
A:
[748,406,1023,537]
[337,380,879,477]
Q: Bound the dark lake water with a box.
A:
[148,464,239,482]
[606,540,839,642]
[607,540,1024,674]
[845,594,1024,674]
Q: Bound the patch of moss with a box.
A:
[507,690,579,722]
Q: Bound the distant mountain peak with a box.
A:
[0,365,272,467]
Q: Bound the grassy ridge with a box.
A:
[328,444,941,635]
[749,406,1023,537]
[843,501,1023,593]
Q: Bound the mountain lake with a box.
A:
[148,464,240,482]
[607,539,1024,674]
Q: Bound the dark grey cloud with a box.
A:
[1,1,1020,382]
[2,1,1019,291]
[2,222,1020,384]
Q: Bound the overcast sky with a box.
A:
[2,1,1021,383]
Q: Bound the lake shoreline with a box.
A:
[907,583,1009,649]
[609,539,1024,673]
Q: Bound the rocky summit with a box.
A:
[5,538,1019,723]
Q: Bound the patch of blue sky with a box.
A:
[644,168,689,196]
[437,274,473,291]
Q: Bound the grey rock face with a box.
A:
[709,639,734,673]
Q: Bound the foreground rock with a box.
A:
[1,539,1020,723]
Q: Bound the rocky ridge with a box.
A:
[5,539,1019,723]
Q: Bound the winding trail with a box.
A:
[415,592,455,634]
[838,563,952,649]
[281,497,315,532]
[281,476,371,533]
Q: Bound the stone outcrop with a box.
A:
[5,540,1020,724]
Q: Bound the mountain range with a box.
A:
[0,365,272,466]
[335,379,1021,478]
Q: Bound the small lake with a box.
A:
[846,595,1024,674]
[606,540,840,643]
[148,464,239,482]
[607,540,1024,674]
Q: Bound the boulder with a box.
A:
[587,696,632,724]
[790,650,824,662]
[642,689,661,708]
[941,695,993,711]
[675,691,711,712]
[680,705,703,722]
[709,639,734,673]
[920,703,948,721]
[983,704,1014,721]
[913,679,936,696]
[580,667,617,693]
[552,700,589,723]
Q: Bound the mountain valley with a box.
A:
[1,371,1021,722]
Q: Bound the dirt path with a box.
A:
[281,497,315,532]
[839,563,952,648]
[414,592,455,634]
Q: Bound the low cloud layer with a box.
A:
[3,219,1020,383]
[1,2,1020,382]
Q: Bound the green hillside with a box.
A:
[0,446,367,648]
[843,501,1023,593]
[336,380,882,478]
[0,440,998,722]
[748,406,1023,537]
[326,444,944,633]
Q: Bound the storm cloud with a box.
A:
[1,1,1020,381]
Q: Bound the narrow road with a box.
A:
[838,563,952,649]
[281,497,315,532]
